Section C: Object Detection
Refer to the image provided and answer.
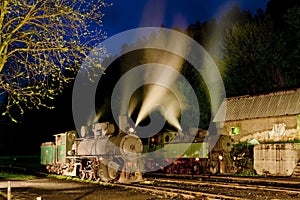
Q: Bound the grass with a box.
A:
[47,174,68,180]
[0,172,36,180]
[48,174,116,187]
[234,169,259,177]
[0,155,41,181]
[0,155,41,170]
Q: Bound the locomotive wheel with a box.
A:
[98,163,110,182]
[107,161,120,180]
[87,171,94,180]
[209,161,219,174]
[79,170,86,180]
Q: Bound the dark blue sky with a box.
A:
[102,0,269,37]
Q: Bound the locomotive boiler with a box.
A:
[41,121,144,183]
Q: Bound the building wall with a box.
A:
[221,115,299,143]
[254,143,300,176]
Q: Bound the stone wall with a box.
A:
[221,115,299,143]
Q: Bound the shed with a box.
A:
[213,88,300,143]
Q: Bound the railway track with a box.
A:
[154,178,300,194]
[140,177,300,199]
[119,181,247,199]
[2,164,300,199]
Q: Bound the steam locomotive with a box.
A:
[40,120,144,183]
[41,117,237,182]
[142,129,236,175]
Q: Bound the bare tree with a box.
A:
[0,0,109,121]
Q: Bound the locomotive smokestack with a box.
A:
[119,115,128,134]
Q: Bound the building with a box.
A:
[214,88,300,143]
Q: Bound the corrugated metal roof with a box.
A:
[213,88,300,122]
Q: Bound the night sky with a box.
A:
[102,0,269,37]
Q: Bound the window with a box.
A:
[230,127,240,135]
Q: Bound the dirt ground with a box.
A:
[0,178,159,200]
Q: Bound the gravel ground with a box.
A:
[0,178,159,200]
[2,177,299,200]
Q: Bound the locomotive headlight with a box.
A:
[218,155,223,161]
[67,150,75,156]
[128,127,135,134]
[195,158,200,161]
[151,137,155,143]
